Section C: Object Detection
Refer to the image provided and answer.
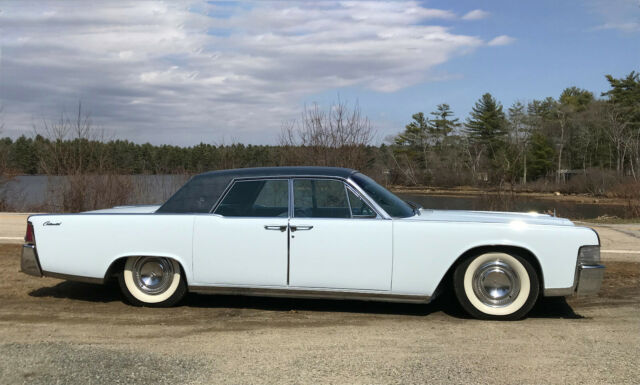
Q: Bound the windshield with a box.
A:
[351,173,414,218]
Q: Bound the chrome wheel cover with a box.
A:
[132,257,175,295]
[472,260,520,307]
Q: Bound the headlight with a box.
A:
[578,245,601,265]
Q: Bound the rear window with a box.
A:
[156,174,232,213]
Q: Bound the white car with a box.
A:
[21,167,604,320]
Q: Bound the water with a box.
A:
[0,175,629,219]
[0,175,187,211]
[397,193,628,220]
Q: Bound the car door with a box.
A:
[192,178,289,286]
[288,178,393,291]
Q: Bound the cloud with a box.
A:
[0,1,492,145]
[594,22,640,32]
[487,35,516,46]
[588,0,640,33]
[462,9,490,20]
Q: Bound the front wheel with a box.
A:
[453,251,539,320]
[118,256,187,307]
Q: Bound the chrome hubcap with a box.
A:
[132,257,174,295]
[472,260,520,307]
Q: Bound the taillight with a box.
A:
[25,222,35,244]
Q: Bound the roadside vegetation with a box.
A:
[0,71,639,214]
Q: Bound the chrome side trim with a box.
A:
[189,286,431,304]
[41,271,104,285]
[20,244,42,277]
[544,287,574,296]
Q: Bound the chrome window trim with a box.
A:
[344,183,353,218]
[346,176,391,219]
[210,177,290,217]
[209,174,391,219]
[290,177,385,219]
[345,184,377,219]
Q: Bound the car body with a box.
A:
[20,166,605,320]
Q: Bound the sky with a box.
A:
[0,0,638,145]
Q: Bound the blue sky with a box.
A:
[1,1,638,145]
[307,0,640,140]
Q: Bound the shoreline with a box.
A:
[391,186,635,206]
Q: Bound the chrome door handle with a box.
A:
[290,225,313,232]
[264,225,287,232]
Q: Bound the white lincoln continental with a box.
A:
[21,167,605,320]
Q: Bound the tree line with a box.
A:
[1,71,639,197]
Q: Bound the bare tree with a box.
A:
[605,104,633,177]
[34,102,129,212]
[279,100,375,170]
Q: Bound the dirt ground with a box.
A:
[0,240,638,385]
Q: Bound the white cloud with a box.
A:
[588,0,640,33]
[594,22,640,32]
[0,1,494,144]
[462,9,490,20]
[487,35,516,46]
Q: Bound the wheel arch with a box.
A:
[432,244,544,299]
[103,254,190,286]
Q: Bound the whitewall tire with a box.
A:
[118,256,187,307]
[453,251,539,320]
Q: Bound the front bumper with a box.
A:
[20,244,42,277]
[545,263,605,297]
[575,264,605,295]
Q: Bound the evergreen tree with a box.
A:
[428,104,460,145]
[465,93,508,157]
[394,112,429,148]
[10,136,38,174]
[602,71,640,126]
[559,87,594,111]
[527,131,555,180]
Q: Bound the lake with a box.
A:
[0,175,630,219]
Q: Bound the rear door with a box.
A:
[288,178,393,291]
[192,179,289,286]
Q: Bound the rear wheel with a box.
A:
[118,256,186,307]
[453,251,539,320]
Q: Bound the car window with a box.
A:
[351,172,414,218]
[347,188,376,218]
[293,179,353,218]
[214,179,288,217]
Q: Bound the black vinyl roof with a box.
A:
[197,166,357,179]
[157,166,357,213]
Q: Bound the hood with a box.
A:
[408,209,574,226]
[82,205,161,214]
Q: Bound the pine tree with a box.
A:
[428,104,460,146]
[527,131,555,180]
[465,93,508,156]
[394,112,429,148]
[559,87,594,111]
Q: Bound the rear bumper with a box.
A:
[575,264,605,295]
[20,244,42,277]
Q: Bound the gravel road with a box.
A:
[0,240,639,384]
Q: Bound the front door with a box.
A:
[192,179,289,286]
[288,178,393,291]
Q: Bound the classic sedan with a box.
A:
[20,167,604,320]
